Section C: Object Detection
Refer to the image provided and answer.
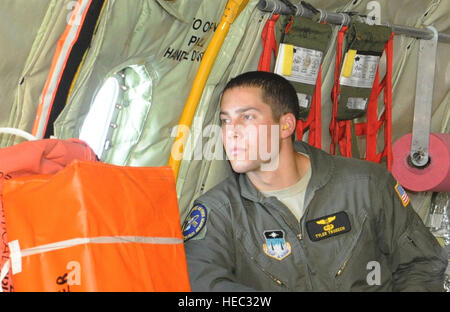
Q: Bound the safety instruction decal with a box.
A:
[275,44,323,85]
[346,97,368,110]
[340,53,380,88]
[297,93,312,109]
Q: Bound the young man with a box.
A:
[182,71,447,291]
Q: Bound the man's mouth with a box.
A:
[229,147,245,157]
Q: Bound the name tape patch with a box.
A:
[306,211,351,242]
[182,204,207,241]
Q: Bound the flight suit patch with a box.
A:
[306,211,351,242]
[182,204,207,241]
[262,230,292,261]
[394,182,410,207]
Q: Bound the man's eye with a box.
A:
[244,114,254,120]
[220,119,230,125]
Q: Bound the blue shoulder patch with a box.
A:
[182,204,207,241]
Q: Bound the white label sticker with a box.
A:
[276,44,322,85]
[8,240,22,275]
[297,93,311,109]
[340,54,380,88]
[347,97,368,110]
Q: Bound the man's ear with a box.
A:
[279,113,297,140]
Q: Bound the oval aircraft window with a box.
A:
[79,65,155,163]
[79,76,120,159]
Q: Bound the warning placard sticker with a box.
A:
[275,44,322,86]
[346,97,368,110]
[340,54,380,89]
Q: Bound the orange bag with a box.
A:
[1,160,190,292]
[0,138,97,292]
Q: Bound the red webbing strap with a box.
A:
[329,26,351,157]
[362,68,381,162]
[296,66,322,149]
[354,33,394,171]
[311,68,322,148]
[258,14,280,72]
[384,33,394,171]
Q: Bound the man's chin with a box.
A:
[229,160,256,174]
[230,158,279,173]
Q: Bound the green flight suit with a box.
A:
[183,141,447,291]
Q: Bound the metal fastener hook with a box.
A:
[269,1,278,19]
[318,8,328,23]
[295,3,304,16]
[338,13,348,30]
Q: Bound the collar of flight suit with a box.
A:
[238,141,335,204]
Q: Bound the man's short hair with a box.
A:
[222,71,300,121]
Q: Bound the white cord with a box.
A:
[0,128,37,141]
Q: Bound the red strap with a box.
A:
[311,68,322,148]
[354,33,394,171]
[329,27,349,156]
[384,33,394,171]
[296,66,322,149]
[284,16,294,34]
[258,14,280,72]
[365,68,380,162]
[296,119,305,141]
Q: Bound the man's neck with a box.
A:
[247,142,310,192]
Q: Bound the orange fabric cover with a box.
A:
[0,138,97,292]
[2,161,190,292]
[0,139,97,187]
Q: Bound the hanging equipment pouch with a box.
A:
[275,17,332,120]
[337,21,391,120]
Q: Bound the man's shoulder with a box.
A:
[297,141,390,184]
[330,153,391,183]
[303,142,391,186]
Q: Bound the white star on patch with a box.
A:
[269,232,279,238]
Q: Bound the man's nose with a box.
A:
[225,124,244,138]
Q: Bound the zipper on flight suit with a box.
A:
[249,256,289,289]
[335,259,349,277]
[280,214,303,240]
[279,213,316,290]
[334,214,368,278]
[262,201,312,289]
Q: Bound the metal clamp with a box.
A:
[338,12,350,30]
[295,3,304,16]
[268,0,279,18]
[410,25,439,168]
[317,8,328,23]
